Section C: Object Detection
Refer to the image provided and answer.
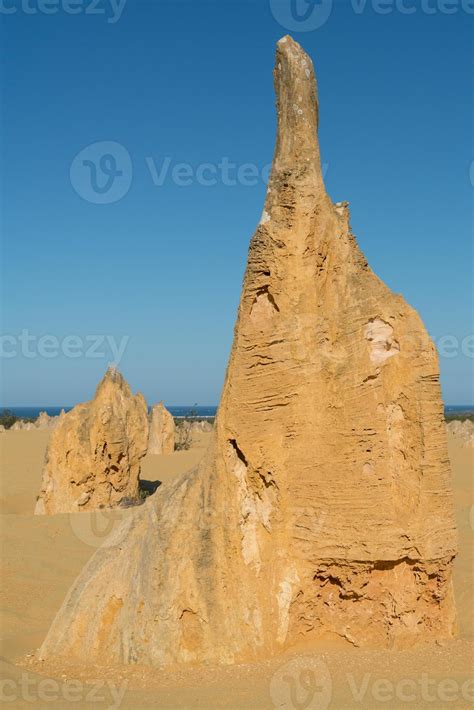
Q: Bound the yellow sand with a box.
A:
[0,429,472,708]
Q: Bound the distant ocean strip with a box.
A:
[2,405,218,419]
[2,405,474,420]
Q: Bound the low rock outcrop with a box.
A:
[447,419,474,447]
[190,419,213,433]
[35,410,66,429]
[39,37,457,667]
[35,368,149,515]
[2,419,35,431]
[147,402,175,455]
[35,411,52,429]
[175,418,213,449]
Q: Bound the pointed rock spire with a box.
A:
[148,402,175,455]
[35,368,149,514]
[272,36,321,171]
[37,38,457,668]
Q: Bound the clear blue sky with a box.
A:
[1,0,473,406]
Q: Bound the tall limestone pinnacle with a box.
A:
[38,36,457,665]
[148,402,175,455]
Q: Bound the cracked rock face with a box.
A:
[35,368,149,515]
[148,402,175,455]
[39,36,457,665]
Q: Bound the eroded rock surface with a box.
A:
[148,402,175,455]
[34,410,65,429]
[190,419,213,433]
[447,419,474,447]
[39,37,457,666]
[35,368,148,514]
[35,411,52,429]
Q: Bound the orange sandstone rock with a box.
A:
[35,368,148,514]
[38,37,457,665]
[148,402,175,455]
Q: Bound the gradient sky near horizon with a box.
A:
[1,0,473,407]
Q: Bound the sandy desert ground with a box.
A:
[0,428,472,708]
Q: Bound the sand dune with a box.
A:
[0,428,472,708]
